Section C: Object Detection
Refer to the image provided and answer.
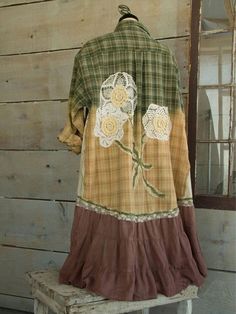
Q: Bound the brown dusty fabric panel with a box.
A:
[178,205,207,276]
[59,205,207,301]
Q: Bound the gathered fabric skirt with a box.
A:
[58,204,207,301]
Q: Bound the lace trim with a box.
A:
[76,196,179,223]
[100,72,137,115]
[142,104,172,140]
[177,198,194,206]
[94,103,128,147]
[94,72,137,147]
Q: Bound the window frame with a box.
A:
[189,0,236,211]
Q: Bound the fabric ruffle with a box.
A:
[58,205,207,301]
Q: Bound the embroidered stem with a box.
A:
[140,132,165,198]
[141,169,165,198]
[132,163,140,189]
[114,132,165,198]
[114,140,133,155]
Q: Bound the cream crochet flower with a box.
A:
[100,72,137,116]
[94,103,128,147]
[142,104,172,140]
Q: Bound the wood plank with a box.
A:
[0,49,76,102]
[192,270,236,314]
[150,270,236,314]
[0,151,79,200]
[0,94,188,150]
[0,0,190,55]
[0,0,43,7]
[0,297,144,314]
[0,246,67,298]
[0,101,68,150]
[0,294,33,313]
[195,208,236,272]
[0,198,74,251]
[161,37,190,91]
[0,38,189,103]
[0,307,29,314]
[26,269,197,313]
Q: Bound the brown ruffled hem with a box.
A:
[58,204,207,301]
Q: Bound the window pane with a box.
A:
[197,88,230,140]
[232,87,236,139]
[196,143,229,195]
[199,32,232,85]
[201,0,235,31]
[230,143,236,196]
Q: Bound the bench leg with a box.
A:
[34,298,49,314]
[177,300,192,314]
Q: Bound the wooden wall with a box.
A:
[0,0,235,313]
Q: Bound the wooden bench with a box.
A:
[25,269,198,314]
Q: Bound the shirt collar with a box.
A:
[114,19,151,37]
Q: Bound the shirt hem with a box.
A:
[76,195,179,223]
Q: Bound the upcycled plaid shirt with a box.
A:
[57,19,193,222]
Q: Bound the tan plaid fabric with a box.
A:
[57,19,193,220]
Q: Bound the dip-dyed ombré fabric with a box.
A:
[58,19,207,301]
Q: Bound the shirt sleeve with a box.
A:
[57,51,89,154]
[168,52,193,207]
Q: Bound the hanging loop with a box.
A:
[118,4,131,16]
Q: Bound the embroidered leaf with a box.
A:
[142,173,165,198]
[132,164,140,189]
[115,140,154,192]
[141,162,152,169]
[141,132,147,145]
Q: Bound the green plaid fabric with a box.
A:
[70,19,184,115]
[57,19,193,221]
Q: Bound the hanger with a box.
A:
[118,4,139,22]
